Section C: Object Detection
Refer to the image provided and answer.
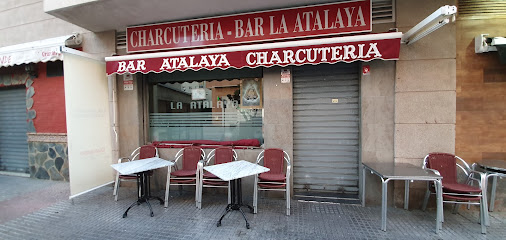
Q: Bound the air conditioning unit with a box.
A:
[475,34,506,63]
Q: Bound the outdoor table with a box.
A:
[476,159,506,212]
[111,157,174,218]
[204,160,269,229]
[361,162,443,233]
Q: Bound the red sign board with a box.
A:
[127,0,371,53]
[108,33,401,75]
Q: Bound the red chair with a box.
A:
[253,148,291,216]
[164,146,205,207]
[422,153,488,234]
[196,147,237,209]
[113,145,158,201]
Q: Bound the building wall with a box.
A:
[117,74,145,158]
[360,20,396,205]
[394,0,457,207]
[456,15,506,211]
[0,1,115,181]
[27,63,69,180]
[31,63,66,133]
[361,60,396,205]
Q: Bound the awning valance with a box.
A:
[105,32,402,76]
[0,34,82,68]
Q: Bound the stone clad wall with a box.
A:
[393,0,457,208]
[28,141,69,181]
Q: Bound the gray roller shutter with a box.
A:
[0,87,29,173]
[293,63,359,194]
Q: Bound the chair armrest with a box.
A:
[171,159,179,171]
[117,157,130,163]
[468,169,486,177]
[467,170,487,188]
[424,168,441,176]
[197,161,204,172]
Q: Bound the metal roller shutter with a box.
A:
[0,87,29,173]
[293,63,359,196]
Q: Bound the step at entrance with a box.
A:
[294,191,360,205]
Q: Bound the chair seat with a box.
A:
[118,174,137,180]
[258,172,286,182]
[171,169,196,177]
[203,171,219,179]
[258,182,286,189]
[443,193,481,201]
[203,180,228,186]
[171,178,196,184]
[443,183,482,193]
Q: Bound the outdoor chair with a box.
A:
[164,146,205,207]
[113,145,158,201]
[253,148,291,216]
[421,152,488,234]
[196,147,237,209]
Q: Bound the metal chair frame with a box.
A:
[196,147,238,209]
[113,145,159,201]
[421,153,488,234]
[253,149,291,216]
[164,146,205,207]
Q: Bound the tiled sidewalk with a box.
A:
[0,175,505,240]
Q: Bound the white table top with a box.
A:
[204,160,270,181]
[111,157,174,175]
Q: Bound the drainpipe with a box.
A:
[108,74,119,163]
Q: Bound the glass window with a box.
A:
[148,78,263,144]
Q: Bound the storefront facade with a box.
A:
[103,0,403,203]
[3,0,506,210]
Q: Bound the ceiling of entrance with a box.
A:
[45,0,337,32]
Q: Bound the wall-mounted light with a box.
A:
[24,63,38,78]
[401,5,457,45]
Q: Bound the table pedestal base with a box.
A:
[122,171,164,218]
[216,179,253,229]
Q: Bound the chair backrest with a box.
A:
[182,146,204,171]
[260,148,286,174]
[213,147,236,165]
[139,145,157,159]
[425,152,458,184]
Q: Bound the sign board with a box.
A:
[281,69,291,83]
[362,65,370,75]
[127,0,371,53]
[107,33,402,75]
[123,73,133,90]
[191,88,206,100]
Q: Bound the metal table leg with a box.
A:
[435,179,442,233]
[361,167,366,207]
[404,180,409,210]
[489,175,497,212]
[217,178,252,229]
[381,178,388,231]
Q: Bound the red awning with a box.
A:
[105,32,401,75]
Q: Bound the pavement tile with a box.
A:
[0,175,505,239]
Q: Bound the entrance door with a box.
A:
[0,87,29,173]
[292,63,360,199]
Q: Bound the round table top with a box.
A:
[477,159,506,174]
